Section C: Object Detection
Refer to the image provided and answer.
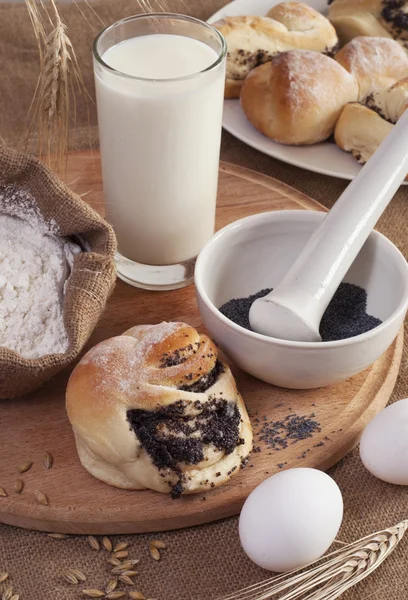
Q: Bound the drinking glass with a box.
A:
[93,14,227,290]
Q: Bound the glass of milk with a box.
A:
[93,14,227,290]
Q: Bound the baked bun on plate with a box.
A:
[240,49,358,145]
[66,322,253,497]
[214,2,338,98]
[335,36,408,100]
[328,0,408,48]
[335,77,408,165]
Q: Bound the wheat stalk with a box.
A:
[24,0,88,173]
[25,0,89,173]
[216,519,408,600]
[23,0,185,171]
[25,0,46,61]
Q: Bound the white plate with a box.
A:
[208,0,363,180]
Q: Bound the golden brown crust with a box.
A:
[214,4,338,98]
[328,0,408,48]
[66,322,253,496]
[335,36,408,100]
[240,50,358,145]
[328,0,393,45]
[335,77,408,167]
[335,102,393,162]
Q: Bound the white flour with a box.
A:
[0,210,80,359]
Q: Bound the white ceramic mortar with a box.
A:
[195,210,408,389]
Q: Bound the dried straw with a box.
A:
[216,519,408,600]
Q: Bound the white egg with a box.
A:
[360,398,408,485]
[239,468,343,572]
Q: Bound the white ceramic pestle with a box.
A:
[249,109,408,342]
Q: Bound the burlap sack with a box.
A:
[0,144,116,399]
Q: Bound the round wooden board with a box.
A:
[0,152,403,534]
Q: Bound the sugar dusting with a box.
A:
[80,322,184,394]
[337,37,408,98]
[280,51,354,112]
[342,37,408,75]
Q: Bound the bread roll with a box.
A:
[335,78,408,164]
[335,103,393,163]
[214,3,338,98]
[240,50,358,145]
[66,322,253,497]
[366,76,408,121]
[328,0,408,48]
[328,0,394,45]
[335,36,408,100]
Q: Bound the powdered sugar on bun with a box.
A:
[335,37,408,100]
[214,2,338,98]
[279,50,354,112]
[241,50,358,145]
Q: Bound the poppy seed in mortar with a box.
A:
[219,283,382,342]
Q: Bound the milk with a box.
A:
[94,33,225,266]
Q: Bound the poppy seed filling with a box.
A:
[127,398,244,474]
[179,360,225,393]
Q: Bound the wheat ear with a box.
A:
[23,0,181,171]
[216,519,408,600]
[24,0,87,173]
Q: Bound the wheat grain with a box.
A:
[34,490,49,506]
[2,588,13,600]
[114,550,128,559]
[105,592,126,600]
[0,573,8,583]
[48,532,69,539]
[113,542,129,552]
[108,558,122,567]
[87,535,100,551]
[118,574,134,586]
[14,481,24,495]
[129,593,146,600]
[62,570,78,585]
[215,519,408,600]
[71,569,86,582]
[44,452,54,469]
[111,564,134,575]
[82,590,105,598]
[9,595,19,600]
[121,571,138,578]
[150,540,166,549]
[0,488,8,498]
[116,561,133,570]
[149,545,160,561]
[105,579,118,594]
[18,461,33,474]
[103,536,113,552]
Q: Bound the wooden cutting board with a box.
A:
[0,152,403,534]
